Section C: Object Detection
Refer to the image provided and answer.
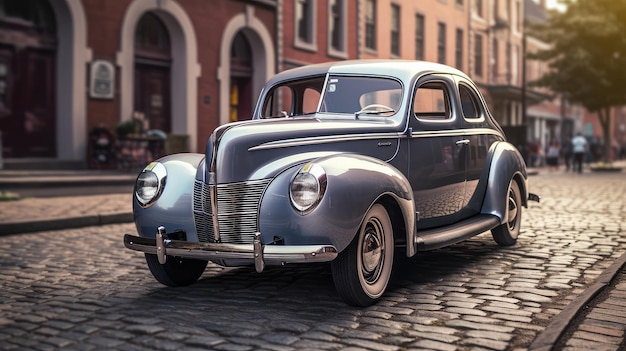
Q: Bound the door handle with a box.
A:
[456,139,470,145]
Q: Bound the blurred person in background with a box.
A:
[572,132,588,174]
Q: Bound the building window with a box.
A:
[365,0,376,51]
[474,34,483,77]
[475,0,483,18]
[415,14,425,60]
[456,0,463,7]
[455,28,463,70]
[135,12,171,55]
[328,0,347,57]
[437,22,446,64]
[492,38,499,82]
[512,44,519,84]
[515,0,522,33]
[391,4,400,56]
[494,0,500,23]
[506,42,511,84]
[295,0,317,51]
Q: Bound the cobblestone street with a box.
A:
[1,171,625,350]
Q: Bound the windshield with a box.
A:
[259,75,403,119]
[321,76,402,117]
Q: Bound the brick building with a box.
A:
[0,0,615,168]
[0,0,279,168]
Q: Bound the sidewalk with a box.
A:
[0,169,135,235]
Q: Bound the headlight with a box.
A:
[290,163,326,214]
[135,162,167,207]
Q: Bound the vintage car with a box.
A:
[124,60,539,306]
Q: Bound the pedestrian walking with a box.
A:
[546,139,560,172]
[572,132,587,174]
[529,139,542,167]
[562,135,573,172]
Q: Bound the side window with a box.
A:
[413,81,451,120]
[262,86,293,118]
[261,77,324,118]
[459,84,481,119]
[302,88,321,114]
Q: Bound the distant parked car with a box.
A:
[124,60,539,306]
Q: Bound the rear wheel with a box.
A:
[491,179,522,246]
[145,254,208,286]
[331,204,394,306]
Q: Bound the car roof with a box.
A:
[265,60,471,86]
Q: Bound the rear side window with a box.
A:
[459,84,481,119]
[413,81,451,120]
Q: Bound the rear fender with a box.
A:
[259,154,415,255]
[481,142,529,224]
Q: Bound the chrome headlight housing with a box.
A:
[290,163,327,214]
[135,161,167,208]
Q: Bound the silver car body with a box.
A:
[124,60,536,304]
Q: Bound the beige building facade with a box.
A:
[355,0,558,157]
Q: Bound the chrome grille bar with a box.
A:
[193,179,271,244]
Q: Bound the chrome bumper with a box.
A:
[123,227,338,273]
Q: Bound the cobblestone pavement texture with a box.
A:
[0,170,625,350]
[0,193,132,224]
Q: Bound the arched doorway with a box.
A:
[134,12,171,133]
[229,31,253,122]
[0,0,57,158]
[218,6,275,126]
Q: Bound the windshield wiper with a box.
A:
[354,104,396,120]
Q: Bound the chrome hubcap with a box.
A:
[507,189,519,230]
[361,218,384,284]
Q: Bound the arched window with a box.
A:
[135,12,170,59]
[230,32,251,75]
[0,0,56,40]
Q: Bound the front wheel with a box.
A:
[145,253,208,286]
[331,204,394,306]
[491,179,522,246]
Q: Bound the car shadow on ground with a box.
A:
[126,234,502,327]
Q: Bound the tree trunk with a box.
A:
[599,107,612,164]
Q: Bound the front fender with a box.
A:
[259,154,414,254]
[481,142,529,224]
[133,153,204,241]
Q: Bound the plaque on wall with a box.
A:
[89,60,115,99]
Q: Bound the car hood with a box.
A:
[205,116,403,183]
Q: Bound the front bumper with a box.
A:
[124,227,338,273]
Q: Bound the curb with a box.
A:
[0,212,133,236]
[528,252,626,351]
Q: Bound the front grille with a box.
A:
[193,179,272,244]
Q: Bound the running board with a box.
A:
[414,214,500,252]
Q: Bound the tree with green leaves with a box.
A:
[528,0,626,164]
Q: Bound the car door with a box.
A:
[455,78,496,215]
[408,74,467,229]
